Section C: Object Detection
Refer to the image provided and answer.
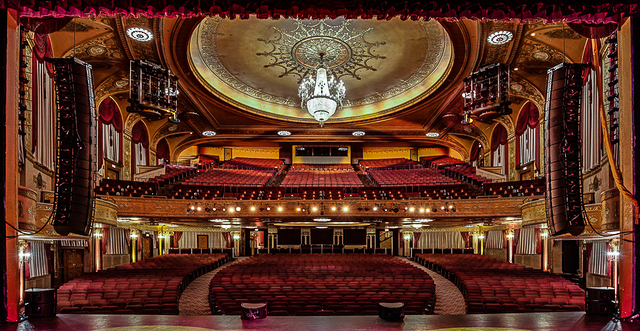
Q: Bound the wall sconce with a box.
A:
[541,230,549,238]
[403,234,412,240]
[130,233,139,239]
[506,232,514,240]
[233,234,241,240]
[478,234,485,240]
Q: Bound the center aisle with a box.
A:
[401,258,466,315]
[179,257,247,315]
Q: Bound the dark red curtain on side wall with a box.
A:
[156,138,170,165]
[98,98,123,168]
[101,227,110,254]
[469,140,481,163]
[460,232,470,248]
[222,232,231,248]
[515,102,540,168]
[131,121,149,174]
[535,228,542,254]
[173,232,183,248]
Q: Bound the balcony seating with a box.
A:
[415,254,584,314]
[221,157,284,171]
[182,168,277,188]
[281,170,363,188]
[367,168,459,187]
[444,164,492,185]
[148,165,197,186]
[210,254,435,316]
[421,156,465,168]
[359,158,422,171]
[483,179,545,197]
[95,179,157,197]
[290,164,353,171]
[56,254,228,315]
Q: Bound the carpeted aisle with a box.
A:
[179,257,247,315]
[402,258,467,315]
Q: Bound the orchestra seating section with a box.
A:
[367,168,460,187]
[95,179,157,197]
[415,254,584,314]
[148,165,197,185]
[421,156,465,168]
[359,158,422,170]
[291,164,353,171]
[56,254,228,315]
[483,179,545,197]
[182,168,277,187]
[221,157,284,170]
[209,254,435,316]
[197,155,219,168]
[444,164,493,185]
[281,170,363,188]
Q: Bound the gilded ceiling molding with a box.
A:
[494,114,515,138]
[115,16,135,61]
[94,75,129,107]
[510,76,546,114]
[123,113,143,136]
[60,32,124,61]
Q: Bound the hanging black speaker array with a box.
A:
[544,63,588,236]
[48,58,96,236]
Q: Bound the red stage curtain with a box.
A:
[513,229,520,251]
[535,228,542,254]
[11,0,636,24]
[124,229,131,249]
[491,124,507,151]
[503,230,508,249]
[156,138,170,164]
[469,140,480,162]
[131,121,149,148]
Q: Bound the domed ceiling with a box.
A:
[188,16,453,124]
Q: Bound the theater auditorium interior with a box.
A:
[1,0,640,330]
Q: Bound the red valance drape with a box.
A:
[491,124,508,151]
[10,1,636,23]
[413,232,421,243]
[469,140,480,162]
[515,102,540,136]
[131,121,149,148]
[32,33,54,75]
[156,139,170,163]
[460,232,470,248]
[99,98,123,132]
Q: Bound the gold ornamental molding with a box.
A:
[18,186,38,231]
[601,188,620,232]
[106,196,529,219]
[521,199,546,226]
[94,199,119,226]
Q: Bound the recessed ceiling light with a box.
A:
[530,32,536,36]
[487,31,513,45]
[426,132,440,138]
[221,224,231,229]
[316,226,328,229]
[338,147,348,151]
[352,131,365,136]
[278,130,291,136]
[126,27,154,42]
[202,130,216,137]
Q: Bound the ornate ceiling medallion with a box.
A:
[256,19,386,81]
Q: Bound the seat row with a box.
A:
[209,254,435,316]
[359,158,422,170]
[221,157,284,170]
[57,254,228,315]
[415,254,584,314]
[281,170,363,188]
[367,168,461,187]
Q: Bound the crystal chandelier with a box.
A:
[298,62,345,127]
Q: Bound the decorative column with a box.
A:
[608,238,620,302]
[18,241,29,306]
[301,229,310,245]
[123,133,132,180]
[334,229,343,246]
[402,230,413,257]
[367,228,376,249]
[232,231,241,257]
[541,228,549,271]
[268,227,277,250]
[130,230,139,263]
[93,228,103,271]
[507,136,517,181]
[506,229,514,263]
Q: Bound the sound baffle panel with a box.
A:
[49,58,96,236]
[544,63,587,236]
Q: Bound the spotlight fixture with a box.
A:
[373,206,378,211]
[419,208,425,213]
[278,207,283,212]
[312,206,318,212]
[331,206,337,211]
[342,206,349,212]
[250,206,256,211]
[229,208,234,213]
[409,207,415,212]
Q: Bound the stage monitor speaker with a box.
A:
[241,303,267,320]
[378,302,404,320]
[25,289,56,318]
[544,63,588,236]
[48,58,96,236]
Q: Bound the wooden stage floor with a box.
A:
[1,312,637,331]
